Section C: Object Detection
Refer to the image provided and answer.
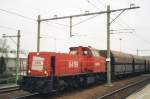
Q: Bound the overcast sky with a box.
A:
[0,0,149,56]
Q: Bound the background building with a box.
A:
[0,51,27,75]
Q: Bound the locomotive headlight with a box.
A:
[28,70,31,74]
[44,70,48,76]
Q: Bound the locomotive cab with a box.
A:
[69,46,93,57]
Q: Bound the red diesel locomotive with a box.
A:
[19,46,150,94]
[19,46,106,93]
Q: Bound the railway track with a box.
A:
[0,85,38,99]
[0,75,148,99]
[0,85,20,94]
[97,76,150,99]
[12,93,38,99]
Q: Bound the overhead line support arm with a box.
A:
[40,6,140,21]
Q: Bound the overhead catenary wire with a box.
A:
[110,10,125,24]
[42,21,79,37]
[111,29,135,31]
[131,33,150,46]
[0,5,136,40]
[37,3,139,54]
[86,0,150,56]
[0,2,137,34]
[0,8,36,21]
[0,8,73,40]
[86,0,103,11]
[96,0,107,8]
[2,34,28,55]
[72,14,100,27]
[43,21,69,27]
[41,34,70,42]
[9,37,17,46]
[85,0,134,39]
[42,15,101,37]
[88,0,134,29]
[1,2,147,52]
[87,0,150,45]
[0,8,70,28]
[0,9,80,49]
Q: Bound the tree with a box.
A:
[0,56,6,75]
[0,39,9,75]
[0,39,9,59]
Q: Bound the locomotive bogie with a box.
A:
[19,76,53,94]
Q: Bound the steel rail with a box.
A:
[0,85,20,94]
[13,93,38,99]
[97,77,150,99]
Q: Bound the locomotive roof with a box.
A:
[99,50,133,58]
[70,46,99,51]
[99,50,150,61]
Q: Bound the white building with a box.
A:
[0,51,27,74]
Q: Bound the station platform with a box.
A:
[126,83,150,99]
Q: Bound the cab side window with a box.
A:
[70,50,78,55]
[92,50,100,57]
[83,50,88,55]
[83,48,91,56]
